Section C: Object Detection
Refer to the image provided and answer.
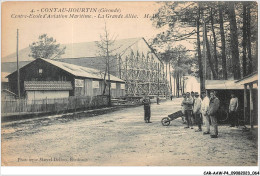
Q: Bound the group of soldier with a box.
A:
[181,90,220,138]
[142,90,239,138]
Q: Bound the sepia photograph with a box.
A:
[1,0,259,174]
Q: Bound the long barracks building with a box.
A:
[2,37,169,97]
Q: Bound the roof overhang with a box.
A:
[235,72,258,85]
[205,80,244,90]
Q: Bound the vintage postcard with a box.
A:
[1,0,259,174]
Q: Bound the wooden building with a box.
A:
[7,58,125,100]
[235,72,258,129]
[205,80,245,122]
[3,38,168,97]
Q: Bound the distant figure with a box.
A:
[229,93,239,127]
[193,92,202,132]
[208,90,220,138]
[201,91,210,135]
[170,94,173,101]
[156,95,160,105]
[142,95,151,123]
[182,92,194,129]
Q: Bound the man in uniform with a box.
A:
[201,91,210,135]
[183,92,194,129]
[193,92,202,132]
[229,93,239,127]
[181,93,187,124]
[191,91,196,124]
[142,94,151,123]
[208,90,220,138]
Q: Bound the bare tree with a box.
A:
[96,23,116,106]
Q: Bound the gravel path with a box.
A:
[1,98,258,166]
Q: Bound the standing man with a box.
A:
[191,91,196,124]
[229,93,239,127]
[142,94,151,123]
[208,90,220,138]
[201,91,210,134]
[156,94,160,105]
[193,92,202,132]
[183,92,194,129]
[181,93,187,124]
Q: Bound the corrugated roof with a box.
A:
[205,80,244,90]
[2,38,143,63]
[24,81,73,91]
[42,58,124,82]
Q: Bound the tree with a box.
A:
[203,17,218,80]
[159,47,173,95]
[246,3,253,75]
[242,2,247,77]
[170,45,193,97]
[96,23,116,106]
[227,2,241,79]
[29,34,66,59]
[196,3,204,90]
[151,1,256,82]
[218,2,228,80]
[210,7,218,79]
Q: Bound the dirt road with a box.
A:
[1,98,258,166]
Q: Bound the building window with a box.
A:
[39,69,43,76]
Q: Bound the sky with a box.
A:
[2,1,166,57]
[2,1,196,58]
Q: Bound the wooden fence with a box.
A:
[1,95,109,114]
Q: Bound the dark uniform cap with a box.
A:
[201,90,206,94]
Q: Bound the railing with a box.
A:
[1,95,109,114]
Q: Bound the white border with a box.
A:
[1,0,259,175]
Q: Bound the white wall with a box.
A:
[184,76,200,94]
[26,90,69,101]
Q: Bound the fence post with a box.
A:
[17,99,19,114]
[32,99,35,112]
[74,96,77,112]
[45,97,47,112]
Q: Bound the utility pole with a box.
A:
[157,63,160,96]
[17,29,21,99]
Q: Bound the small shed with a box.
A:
[235,72,258,129]
[7,58,125,100]
[205,80,245,121]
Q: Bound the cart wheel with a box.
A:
[161,117,171,126]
